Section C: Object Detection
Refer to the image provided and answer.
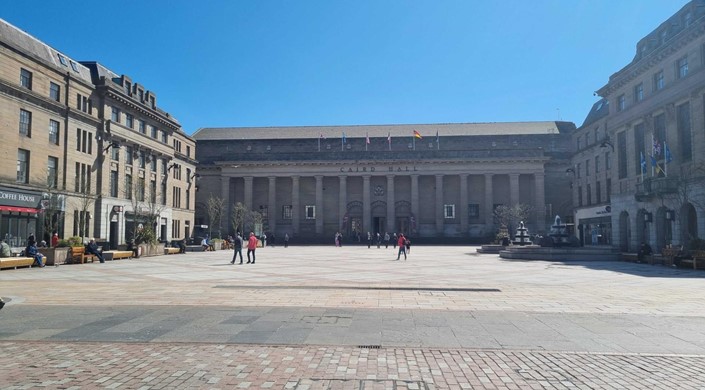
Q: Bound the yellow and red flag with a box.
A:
[413,130,423,139]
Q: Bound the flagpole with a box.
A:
[436,131,439,150]
[651,135,654,177]
[664,141,668,177]
[318,135,321,152]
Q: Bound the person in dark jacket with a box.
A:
[231,233,244,264]
[86,238,105,263]
[25,236,45,267]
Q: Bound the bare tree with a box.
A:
[206,194,225,238]
[231,202,247,235]
[126,176,167,245]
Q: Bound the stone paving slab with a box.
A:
[1,341,704,389]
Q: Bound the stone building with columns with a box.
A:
[194,122,575,242]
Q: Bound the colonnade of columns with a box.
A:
[221,172,547,236]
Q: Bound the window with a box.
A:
[47,156,58,188]
[577,186,583,207]
[125,81,132,95]
[172,187,181,208]
[17,149,29,183]
[111,107,120,122]
[586,184,592,206]
[125,146,133,165]
[126,114,134,129]
[111,145,120,161]
[172,164,181,180]
[654,70,664,91]
[150,125,157,138]
[19,109,32,137]
[468,204,480,218]
[585,159,590,176]
[74,163,91,193]
[634,83,643,102]
[50,82,60,101]
[596,181,602,204]
[305,205,315,219]
[110,171,119,197]
[76,94,92,114]
[139,120,146,134]
[161,181,167,205]
[69,60,79,72]
[282,205,293,219]
[618,132,627,179]
[186,186,190,210]
[150,180,157,204]
[161,158,167,174]
[20,68,32,89]
[172,220,180,239]
[173,139,182,153]
[444,204,455,219]
[137,178,145,202]
[606,151,611,170]
[125,174,133,200]
[595,155,600,173]
[577,163,581,178]
[678,102,692,162]
[161,130,168,144]
[76,129,93,154]
[576,138,581,150]
[617,95,626,111]
[138,151,146,169]
[186,146,191,158]
[57,53,67,66]
[606,179,612,202]
[678,56,688,79]
[150,155,157,172]
[49,120,60,145]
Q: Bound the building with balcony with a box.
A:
[596,0,705,252]
[0,18,195,248]
[193,122,575,243]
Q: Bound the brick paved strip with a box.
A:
[1,341,703,389]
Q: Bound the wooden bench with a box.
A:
[661,248,680,267]
[164,247,180,255]
[103,250,132,260]
[0,256,45,270]
[70,247,96,264]
[681,250,705,270]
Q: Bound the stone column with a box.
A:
[411,174,419,234]
[268,176,276,234]
[484,174,493,226]
[363,175,371,234]
[292,176,300,235]
[315,175,323,234]
[339,175,347,231]
[460,174,468,235]
[509,173,520,206]
[436,174,444,235]
[386,175,395,233]
[243,176,253,209]
[534,172,546,233]
[221,176,230,235]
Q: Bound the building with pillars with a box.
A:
[0,18,196,249]
[594,0,705,253]
[194,122,575,242]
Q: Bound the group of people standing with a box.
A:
[229,232,259,264]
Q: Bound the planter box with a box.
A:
[137,243,166,257]
[38,247,70,266]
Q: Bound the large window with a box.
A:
[282,205,292,220]
[654,70,664,91]
[618,131,627,179]
[678,56,689,79]
[49,120,60,145]
[125,174,133,200]
[126,113,134,129]
[50,82,60,102]
[634,83,643,102]
[47,157,58,188]
[75,129,93,154]
[20,68,32,89]
[596,181,602,204]
[19,109,31,137]
[678,102,692,162]
[111,107,120,122]
[110,171,119,197]
[150,180,157,204]
[468,204,480,218]
[305,205,315,219]
[617,95,626,111]
[17,149,29,183]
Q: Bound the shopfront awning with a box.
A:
[0,205,39,213]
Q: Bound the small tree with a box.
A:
[126,176,166,245]
[206,194,226,238]
[494,203,532,239]
[231,202,248,235]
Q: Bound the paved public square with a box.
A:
[1,245,705,389]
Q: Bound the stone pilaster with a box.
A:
[509,173,520,206]
[485,174,494,226]
[460,174,468,235]
[268,176,276,234]
[386,175,395,233]
[292,176,300,235]
[436,174,444,235]
[411,174,419,234]
[363,175,371,234]
[315,175,323,234]
[339,175,347,231]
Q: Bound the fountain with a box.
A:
[512,221,532,246]
[548,215,570,247]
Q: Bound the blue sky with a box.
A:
[2,1,688,134]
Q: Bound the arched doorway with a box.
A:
[370,200,387,235]
[655,206,671,252]
[680,202,698,248]
[395,200,411,235]
[344,201,363,241]
[619,211,630,252]
[636,208,650,248]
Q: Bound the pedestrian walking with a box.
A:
[270,233,275,247]
[367,232,372,248]
[405,236,411,254]
[246,232,257,264]
[393,233,398,249]
[231,233,244,264]
[376,232,381,248]
[384,232,390,248]
[284,233,289,248]
[396,233,407,260]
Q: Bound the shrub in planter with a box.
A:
[67,236,83,247]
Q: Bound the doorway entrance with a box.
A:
[373,217,386,235]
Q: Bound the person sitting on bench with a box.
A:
[86,238,105,263]
[637,241,652,263]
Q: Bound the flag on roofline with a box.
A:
[413,130,423,139]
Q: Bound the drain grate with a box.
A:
[357,345,381,349]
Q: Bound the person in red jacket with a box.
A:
[396,233,407,260]
[246,232,258,264]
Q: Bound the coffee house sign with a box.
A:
[0,187,42,208]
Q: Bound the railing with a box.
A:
[635,177,679,201]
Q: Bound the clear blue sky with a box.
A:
[2,1,689,134]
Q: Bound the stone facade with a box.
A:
[592,0,705,252]
[194,122,575,242]
[0,18,195,248]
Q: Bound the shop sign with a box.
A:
[0,187,42,208]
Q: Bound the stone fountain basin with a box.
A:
[499,245,619,261]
